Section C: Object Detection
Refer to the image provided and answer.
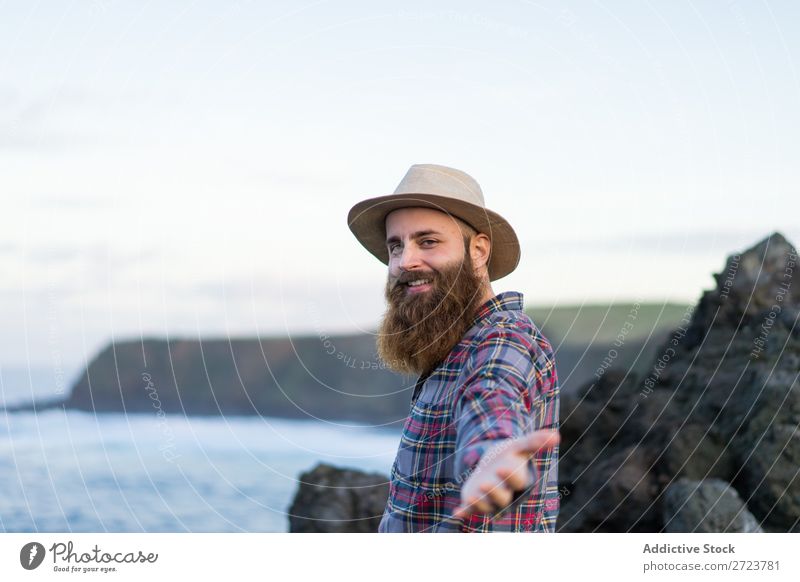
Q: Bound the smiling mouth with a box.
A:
[406,279,430,287]
[403,278,433,293]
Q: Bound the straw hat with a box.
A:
[347,164,520,281]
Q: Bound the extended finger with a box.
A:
[452,495,483,520]
[478,482,513,511]
[495,461,532,490]
[464,493,493,515]
[451,505,468,520]
[496,467,513,478]
[514,429,560,455]
[470,494,493,514]
[484,483,513,508]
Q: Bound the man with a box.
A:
[347,164,560,532]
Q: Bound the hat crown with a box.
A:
[347,163,521,281]
[393,164,486,207]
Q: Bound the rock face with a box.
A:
[662,479,764,533]
[288,463,389,532]
[559,232,799,532]
[64,336,414,424]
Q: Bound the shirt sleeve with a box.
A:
[453,325,557,481]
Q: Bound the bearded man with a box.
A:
[347,164,560,533]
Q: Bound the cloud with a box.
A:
[0,84,115,151]
[30,193,114,210]
[527,228,800,255]
[22,244,159,266]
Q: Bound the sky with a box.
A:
[1,0,798,374]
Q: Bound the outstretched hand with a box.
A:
[452,429,560,521]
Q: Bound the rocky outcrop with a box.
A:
[662,479,764,533]
[288,463,389,532]
[63,335,413,424]
[559,232,799,532]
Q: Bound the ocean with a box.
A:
[0,396,400,532]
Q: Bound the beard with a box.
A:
[376,244,487,376]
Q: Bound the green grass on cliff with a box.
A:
[526,302,694,345]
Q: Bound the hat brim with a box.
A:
[347,193,520,281]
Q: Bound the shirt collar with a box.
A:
[470,291,524,328]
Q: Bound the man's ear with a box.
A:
[470,233,492,271]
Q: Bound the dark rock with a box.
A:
[686,232,798,344]
[659,424,733,482]
[736,423,800,532]
[288,463,389,532]
[559,232,799,532]
[662,478,763,532]
[558,446,660,532]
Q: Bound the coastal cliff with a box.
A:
[64,334,412,424]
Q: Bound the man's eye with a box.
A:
[388,244,401,255]
[421,239,437,246]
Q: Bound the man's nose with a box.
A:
[397,244,423,271]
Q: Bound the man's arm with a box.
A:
[451,326,559,520]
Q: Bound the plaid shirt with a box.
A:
[378,291,560,533]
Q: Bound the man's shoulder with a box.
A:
[467,307,552,356]
[456,308,559,397]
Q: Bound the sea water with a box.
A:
[0,408,400,532]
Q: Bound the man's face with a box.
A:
[385,207,470,296]
[377,207,487,375]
